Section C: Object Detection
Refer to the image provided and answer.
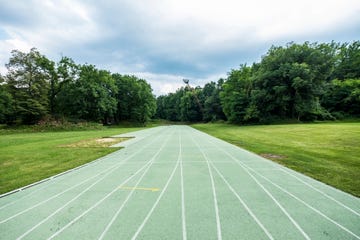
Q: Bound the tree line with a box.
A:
[0,48,156,125]
[1,41,359,126]
[156,41,360,123]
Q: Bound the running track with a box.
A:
[0,125,359,239]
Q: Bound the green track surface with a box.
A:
[0,126,359,239]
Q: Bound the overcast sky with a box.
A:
[1,0,359,95]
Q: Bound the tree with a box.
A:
[155,87,186,121]
[58,64,117,123]
[113,74,136,121]
[35,54,59,117]
[163,90,184,121]
[322,79,360,117]
[334,41,360,79]
[155,95,166,119]
[113,74,156,124]
[202,80,226,122]
[252,42,334,121]
[5,48,50,124]
[0,75,14,123]
[220,65,254,123]
[130,79,156,123]
[156,80,227,123]
[180,89,203,122]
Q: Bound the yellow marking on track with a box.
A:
[119,186,160,192]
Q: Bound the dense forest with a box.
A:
[0,41,359,126]
[0,49,156,125]
[156,41,360,123]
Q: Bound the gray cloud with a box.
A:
[0,0,360,94]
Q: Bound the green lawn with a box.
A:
[192,122,360,197]
[0,127,144,194]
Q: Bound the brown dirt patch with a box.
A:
[260,153,286,159]
[96,138,117,143]
[60,137,131,148]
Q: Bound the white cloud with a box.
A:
[0,0,359,81]
[131,72,226,96]
[0,35,33,74]
[0,0,100,58]
[130,72,186,95]
[250,0,360,40]
[0,0,102,74]
[125,0,360,49]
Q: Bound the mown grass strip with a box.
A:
[192,122,360,197]
[0,127,144,194]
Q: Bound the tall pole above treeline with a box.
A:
[183,78,190,90]
[182,78,203,114]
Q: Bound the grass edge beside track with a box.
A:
[0,126,147,195]
[192,122,360,198]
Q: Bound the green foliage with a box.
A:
[156,41,359,123]
[334,41,360,79]
[58,65,117,123]
[2,41,359,126]
[156,80,225,122]
[322,79,360,116]
[36,53,58,115]
[0,76,14,123]
[1,48,156,125]
[113,74,156,124]
[252,42,334,121]
[218,42,357,123]
[180,90,202,122]
[202,80,226,122]
[5,48,50,124]
[156,88,185,121]
[220,65,253,123]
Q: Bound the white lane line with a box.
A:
[0,128,168,225]
[279,168,360,217]
[125,161,236,164]
[209,162,274,240]
[131,133,182,240]
[47,129,174,240]
[203,133,360,240]
[191,135,222,240]
[235,162,310,240]
[17,164,155,239]
[0,175,91,224]
[17,160,150,240]
[195,131,310,239]
[97,128,174,240]
[0,184,48,211]
[180,134,187,240]
[48,161,153,240]
[249,168,360,240]
[98,157,157,239]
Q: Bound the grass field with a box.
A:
[0,126,144,194]
[192,122,360,197]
